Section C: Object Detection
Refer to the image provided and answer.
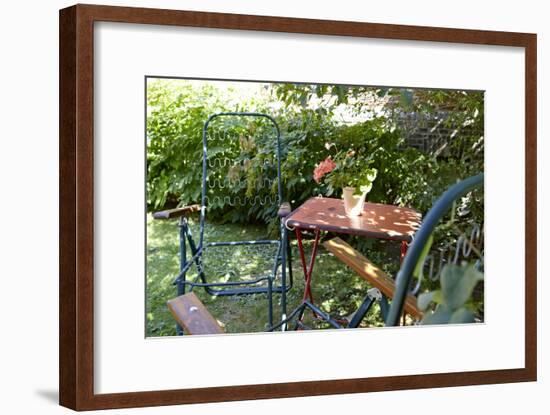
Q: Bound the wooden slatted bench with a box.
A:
[322,237,423,319]
[167,292,225,335]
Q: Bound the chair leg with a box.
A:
[175,279,186,335]
[280,226,288,325]
[286,230,293,287]
[176,217,188,336]
[348,295,376,328]
[380,294,390,322]
[268,277,273,328]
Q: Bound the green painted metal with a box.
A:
[171,112,293,332]
[386,173,484,326]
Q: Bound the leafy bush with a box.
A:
[147,80,226,210]
[147,80,483,230]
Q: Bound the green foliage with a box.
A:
[418,263,484,325]
[405,89,484,172]
[313,148,378,196]
[147,80,227,210]
[275,114,438,216]
[147,79,484,238]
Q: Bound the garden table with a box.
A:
[284,197,422,307]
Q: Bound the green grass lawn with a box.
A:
[146,216,402,336]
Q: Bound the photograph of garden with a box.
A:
[146,77,485,337]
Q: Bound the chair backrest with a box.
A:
[386,173,484,326]
[199,112,283,246]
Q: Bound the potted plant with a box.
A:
[313,151,377,216]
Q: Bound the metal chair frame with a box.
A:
[154,112,294,333]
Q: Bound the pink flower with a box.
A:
[313,156,336,183]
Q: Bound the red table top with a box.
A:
[285,197,422,242]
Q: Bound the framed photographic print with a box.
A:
[59,4,537,410]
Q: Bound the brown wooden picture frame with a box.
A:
[59,4,537,411]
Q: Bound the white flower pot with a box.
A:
[342,186,367,216]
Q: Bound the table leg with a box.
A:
[400,240,409,326]
[400,240,408,262]
[295,228,321,304]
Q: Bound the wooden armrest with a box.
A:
[278,202,292,218]
[152,204,201,220]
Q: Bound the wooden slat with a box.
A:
[152,204,201,220]
[167,292,224,335]
[323,237,422,319]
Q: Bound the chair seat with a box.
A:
[201,241,280,284]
